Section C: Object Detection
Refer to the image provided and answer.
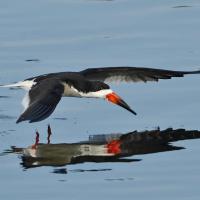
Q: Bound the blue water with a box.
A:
[0,0,200,199]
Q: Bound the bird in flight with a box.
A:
[1,66,199,123]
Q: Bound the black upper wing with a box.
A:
[81,66,200,83]
[16,78,64,123]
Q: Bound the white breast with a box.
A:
[22,92,30,110]
[62,83,82,97]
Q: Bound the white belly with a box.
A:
[62,83,81,97]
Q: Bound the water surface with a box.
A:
[0,0,200,200]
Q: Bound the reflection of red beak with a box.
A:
[106,92,137,115]
[106,140,121,154]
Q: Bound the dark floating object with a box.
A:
[1,66,200,123]
[53,168,67,174]
[70,168,112,173]
[0,114,15,120]
[53,117,68,121]
[25,59,40,62]
[0,95,10,98]
[173,5,192,8]
[4,127,200,171]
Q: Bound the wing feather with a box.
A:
[16,78,64,123]
[81,66,200,83]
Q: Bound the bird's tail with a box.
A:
[0,82,23,88]
[0,80,34,90]
[0,83,17,87]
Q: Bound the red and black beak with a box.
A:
[106,92,137,115]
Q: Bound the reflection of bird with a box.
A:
[7,127,200,169]
[1,66,200,123]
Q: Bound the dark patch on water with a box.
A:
[0,114,15,120]
[53,168,67,174]
[1,145,21,156]
[173,5,192,8]
[0,131,9,136]
[25,59,40,62]
[91,0,114,1]
[104,35,111,39]
[0,96,10,98]
[0,129,15,137]
[70,168,112,173]
[105,177,134,181]
[53,117,68,121]
[58,179,67,182]
[9,87,21,90]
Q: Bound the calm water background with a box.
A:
[0,0,200,199]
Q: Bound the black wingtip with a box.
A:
[16,119,21,124]
[16,116,25,124]
[187,70,200,74]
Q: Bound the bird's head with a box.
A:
[88,81,137,115]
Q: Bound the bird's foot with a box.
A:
[47,124,52,144]
[31,131,40,149]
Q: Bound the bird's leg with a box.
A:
[31,130,40,149]
[47,124,52,144]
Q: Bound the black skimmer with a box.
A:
[1,66,200,123]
